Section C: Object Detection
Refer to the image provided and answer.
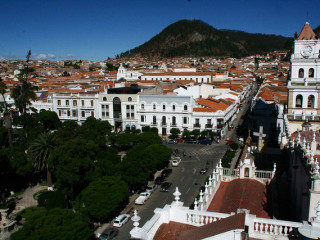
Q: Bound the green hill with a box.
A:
[118,19,293,58]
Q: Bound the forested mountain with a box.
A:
[119,19,293,58]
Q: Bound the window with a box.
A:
[173,105,176,111]
[102,112,105,117]
[58,100,61,106]
[59,110,62,116]
[183,117,188,124]
[67,110,70,116]
[162,116,166,124]
[184,105,188,111]
[153,104,156,110]
[91,100,94,106]
[207,119,212,124]
[73,100,77,106]
[126,105,130,110]
[141,104,144,109]
[141,115,145,122]
[102,105,105,109]
[131,105,134,110]
[308,95,315,108]
[131,113,134,118]
[163,105,165,110]
[82,111,85,117]
[153,116,156,124]
[82,100,85,106]
[299,68,304,78]
[103,97,107,101]
[172,116,176,125]
[91,111,94,117]
[72,110,77,117]
[309,68,314,78]
[296,95,303,108]
[128,97,132,102]
[66,100,69,106]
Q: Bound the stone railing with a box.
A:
[286,114,320,122]
[255,170,273,180]
[185,210,230,226]
[251,217,302,239]
[223,168,239,177]
[141,212,162,240]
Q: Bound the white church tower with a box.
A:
[287,22,320,130]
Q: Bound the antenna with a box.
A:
[307,11,309,22]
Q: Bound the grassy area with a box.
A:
[33,189,48,200]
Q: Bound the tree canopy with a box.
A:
[75,176,128,221]
[10,208,94,240]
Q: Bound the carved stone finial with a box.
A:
[131,210,141,229]
[194,198,198,211]
[173,187,181,203]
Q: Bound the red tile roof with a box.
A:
[207,179,271,218]
[153,221,196,240]
[298,22,317,40]
[177,213,245,240]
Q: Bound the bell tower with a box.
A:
[287,22,320,129]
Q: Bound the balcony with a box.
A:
[205,124,213,129]
[193,123,201,128]
[161,122,167,127]
[151,122,157,126]
[170,123,177,127]
[217,124,224,129]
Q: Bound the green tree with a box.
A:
[182,129,190,139]
[37,110,61,130]
[0,81,13,147]
[11,80,39,115]
[230,142,239,151]
[37,191,67,210]
[10,208,94,240]
[28,132,56,187]
[75,176,128,222]
[191,129,200,138]
[170,128,181,138]
[54,120,79,144]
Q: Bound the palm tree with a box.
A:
[11,80,39,115]
[29,132,55,188]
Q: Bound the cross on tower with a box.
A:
[253,126,266,151]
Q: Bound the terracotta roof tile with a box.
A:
[153,221,196,240]
[177,213,245,240]
[298,22,317,40]
[207,179,271,218]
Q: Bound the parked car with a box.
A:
[172,157,181,166]
[113,214,130,227]
[167,139,177,144]
[160,182,172,192]
[177,138,184,143]
[146,184,157,193]
[155,176,165,185]
[135,192,151,205]
[161,169,172,178]
[226,140,234,146]
[198,139,212,145]
[200,168,207,174]
[99,227,119,240]
[186,138,197,144]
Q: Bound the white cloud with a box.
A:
[47,54,56,59]
[33,54,47,60]
[59,54,77,59]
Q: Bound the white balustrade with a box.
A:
[253,217,302,237]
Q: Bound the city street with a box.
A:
[114,142,228,240]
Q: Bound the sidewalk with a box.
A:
[94,193,139,236]
[11,184,47,214]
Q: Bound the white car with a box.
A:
[172,157,181,166]
[146,184,157,193]
[135,192,151,205]
[113,214,130,227]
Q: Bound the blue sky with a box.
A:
[1,0,320,61]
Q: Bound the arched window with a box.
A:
[128,97,132,102]
[184,105,188,111]
[162,116,166,124]
[153,104,156,110]
[308,95,315,108]
[103,97,107,101]
[309,68,314,78]
[299,68,304,78]
[172,116,176,125]
[172,105,176,111]
[296,95,303,108]
[153,116,156,124]
[141,104,144,109]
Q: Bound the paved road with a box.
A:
[114,142,228,240]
